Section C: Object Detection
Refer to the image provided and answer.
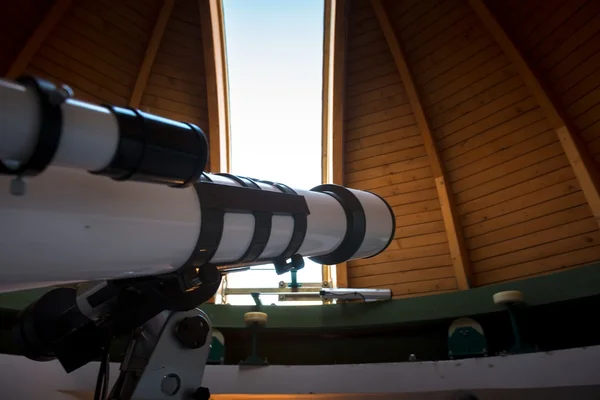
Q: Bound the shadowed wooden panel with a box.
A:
[380,0,600,285]
[140,0,209,131]
[487,0,600,166]
[22,0,162,105]
[344,0,453,298]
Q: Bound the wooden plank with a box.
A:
[469,204,593,252]
[386,187,440,207]
[346,114,417,140]
[454,143,566,201]
[81,1,150,42]
[199,0,230,173]
[367,177,436,199]
[411,20,487,76]
[422,45,503,96]
[470,0,600,228]
[465,190,586,240]
[353,265,455,287]
[39,44,130,98]
[45,33,134,86]
[346,125,420,154]
[30,55,125,105]
[546,30,600,85]
[416,35,496,86]
[449,124,553,182]
[392,199,441,219]
[385,277,457,297]
[399,0,458,43]
[346,142,426,171]
[346,92,408,119]
[130,0,174,108]
[350,242,450,267]
[346,155,430,183]
[438,97,539,150]
[143,83,207,108]
[560,70,600,107]
[349,253,450,278]
[474,245,600,286]
[442,108,546,163]
[394,218,446,238]
[471,217,597,263]
[346,82,405,109]
[409,13,475,65]
[347,49,392,75]
[6,0,72,79]
[346,104,412,130]
[55,25,139,74]
[346,72,401,97]
[529,0,598,63]
[322,0,348,287]
[352,165,432,191]
[346,60,396,87]
[536,11,600,73]
[142,106,205,128]
[462,176,580,228]
[473,222,600,274]
[372,0,471,289]
[433,84,528,138]
[404,2,471,55]
[458,160,572,215]
[425,56,511,107]
[428,74,523,129]
[141,94,204,117]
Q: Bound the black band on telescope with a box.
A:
[91,107,207,188]
[217,174,271,263]
[309,184,366,265]
[0,76,67,177]
[183,179,310,278]
[251,179,308,274]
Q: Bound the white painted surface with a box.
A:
[0,78,118,171]
[0,346,598,399]
[350,188,394,259]
[0,166,200,290]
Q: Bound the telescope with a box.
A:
[0,76,395,399]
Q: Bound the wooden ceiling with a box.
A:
[324,0,600,297]
[0,0,229,172]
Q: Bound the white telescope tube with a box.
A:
[0,78,118,171]
[0,76,395,293]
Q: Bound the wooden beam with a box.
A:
[6,0,73,79]
[468,0,600,228]
[322,0,349,288]
[321,0,333,288]
[371,0,472,289]
[129,0,174,108]
[199,0,231,173]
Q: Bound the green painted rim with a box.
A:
[1,263,599,330]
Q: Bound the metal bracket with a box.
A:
[110,309,212,399]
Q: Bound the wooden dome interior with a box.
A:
[1,0,600,299]
[329,0,600,296]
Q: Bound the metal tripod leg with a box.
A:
[109,309,213,400]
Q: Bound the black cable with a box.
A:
[101,351,110,400]
[93,354,105,400]
[93,341,111,400]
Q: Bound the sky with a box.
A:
[221,0,325,304]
